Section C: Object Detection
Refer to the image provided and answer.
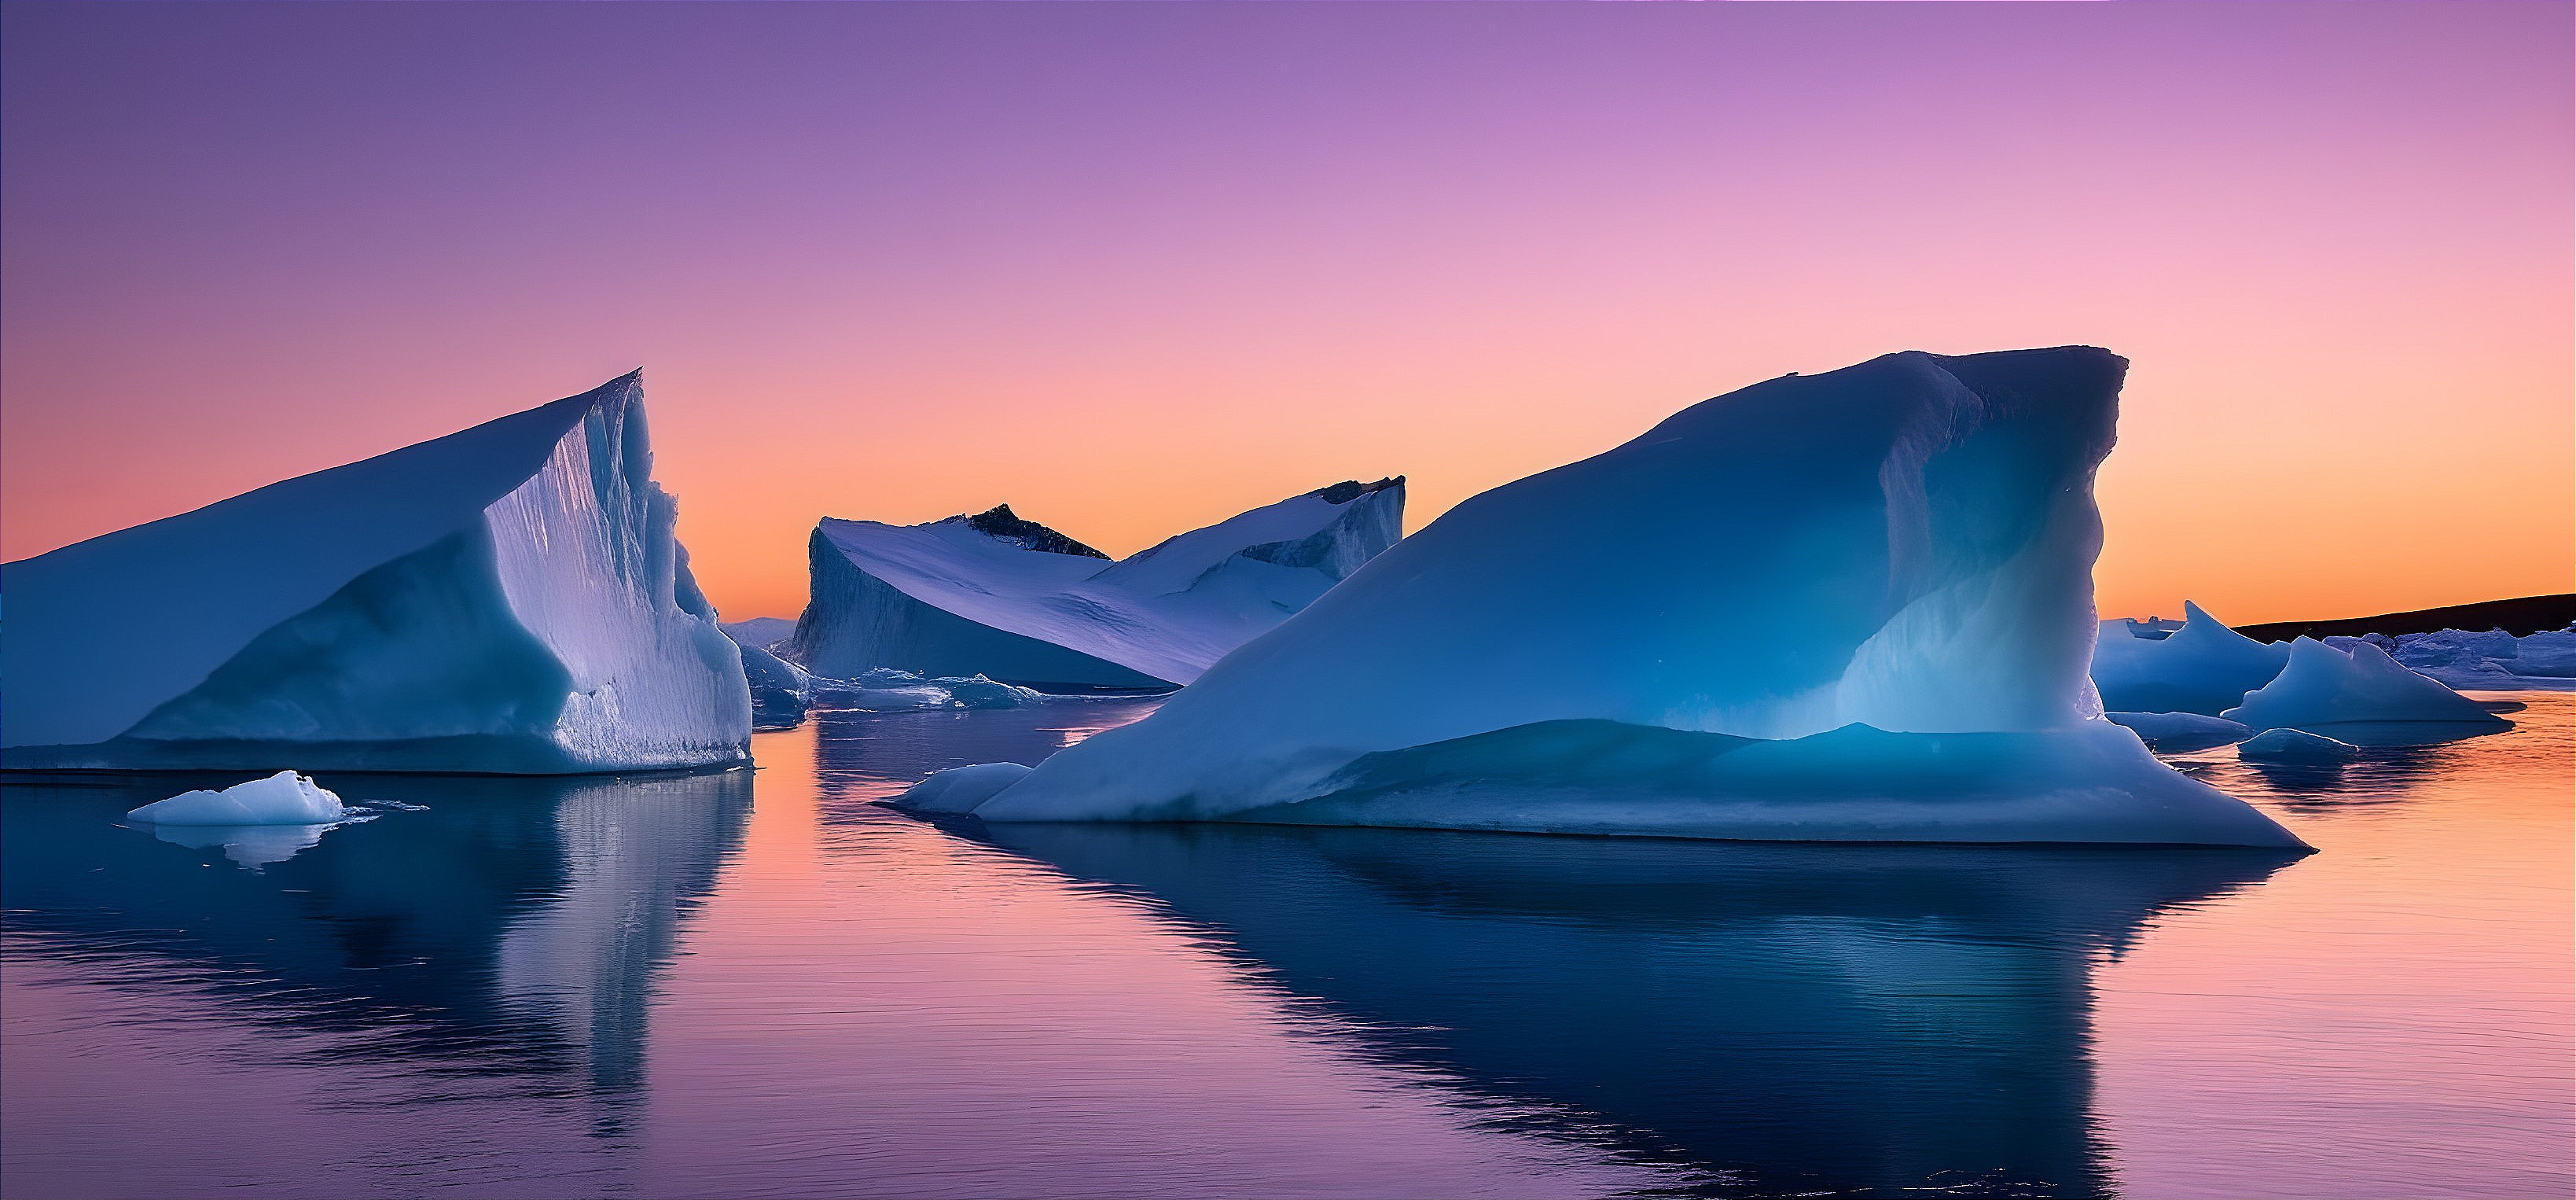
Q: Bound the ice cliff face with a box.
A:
[911,348,2306,848]
[2,373,752,772]
[778,478,1404,688]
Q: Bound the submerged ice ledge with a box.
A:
[898,348,2309,849]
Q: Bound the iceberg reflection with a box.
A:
[961,820,2297,1198]
[2,769,750,1098]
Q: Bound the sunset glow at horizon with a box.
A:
[5,1,2567,625]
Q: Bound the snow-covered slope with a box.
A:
[2089,601,2291,716]
[2,373,751,771]
[779,480,1403,688]
[906,348,2304,848]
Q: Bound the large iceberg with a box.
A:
[778,480,1404,689]
[2089,601,2290,716]
[2224,637,2510,735]
[2,373,752,772]
[902,348,2306,849]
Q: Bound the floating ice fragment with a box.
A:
[127,771,346,826]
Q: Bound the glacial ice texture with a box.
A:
[2,374,751,772]
[903,348,2305,849]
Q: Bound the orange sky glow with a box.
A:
[4,2,2568,625]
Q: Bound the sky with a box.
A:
[3,1,2567,624]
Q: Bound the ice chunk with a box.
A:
[2236,728,2359,765]
[899,762,1034,814]
[777,480,1403,688]
[912,348,2306,848]
[2105,711,2251,751]
[126,770,345,825]
[737,639,812,731]
[800,670,1042,712]
[2089,601,2291,716]
[3,373,751,772]
[2224,638,2511,733]
[932,675,1046,709]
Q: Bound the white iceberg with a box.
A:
[899,348,2306,849]
[778,480,1404,689]
[2,373,751,772]
[2236,728,2359,766]
[126,770,346,825]
[2089,601,2290,716]
[2105,711,2251,751]
[2224,638,2510,734]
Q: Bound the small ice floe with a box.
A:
[124,771,385,871]
[2237,728,2361,766]
[127,771,346,825]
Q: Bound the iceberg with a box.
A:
[2,373,752,772]
[900,347,2306,849]
[777,480,1404,688]
[2236,728,2359,765]
[2089,601,2290,716]
[2224,637,2511,735]
[735,638,813,731]
[2393,626,2576,690]
[721,616,798,650]
[2105,711,2251,751]
[126,770,346,825]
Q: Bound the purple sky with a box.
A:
[5,1,2569,620]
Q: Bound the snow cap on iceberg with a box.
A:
[2089,601,2291,716]
[779,477,1405,688]
[2224,637,2509,733]
[3,373,751,772]
[912,347,2306,849]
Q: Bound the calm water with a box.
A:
[4,696,2568,1198]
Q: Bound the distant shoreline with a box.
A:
[2236,594,2574,641]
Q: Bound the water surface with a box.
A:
[5,696,2568,1198]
